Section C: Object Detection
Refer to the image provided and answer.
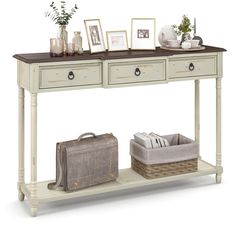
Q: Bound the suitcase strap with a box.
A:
[48,132,97,191]
[47,144,64,191]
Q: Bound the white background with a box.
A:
[0,0,235,235]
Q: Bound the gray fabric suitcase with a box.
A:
[48,133,118,192]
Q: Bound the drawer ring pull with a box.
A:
[189,63,195,71]
[134,68,141,76]
[68,71,75,80]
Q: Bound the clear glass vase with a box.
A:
[58,25,68,54]
[72,31,83,54]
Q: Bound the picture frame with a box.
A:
[131,18,156,50]
[106,31,129,51]
[84,19,106,53]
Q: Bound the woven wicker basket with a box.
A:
[130,134,199,179]
[131,156,198,179]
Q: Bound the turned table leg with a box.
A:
[30,93,38,216]
[195,80,200,159]
[18,86,25,201]
[216,78,223,183]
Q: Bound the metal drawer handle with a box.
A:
[134,68,141,76]
[68,71,75,80]
[189,63,195,71]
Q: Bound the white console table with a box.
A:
[14,46,226,216]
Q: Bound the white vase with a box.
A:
[181,33,191,43]
[158,25,177,47]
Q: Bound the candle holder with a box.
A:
[50,38,64,57]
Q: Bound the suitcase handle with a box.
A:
[78,132,96,142]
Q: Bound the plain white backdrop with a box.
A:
[0,0,235,235]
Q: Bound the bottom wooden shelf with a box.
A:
[21,159,216,204]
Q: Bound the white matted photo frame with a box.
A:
[106,31,128,51]
[131,18,156,50]
[84,19,106,53]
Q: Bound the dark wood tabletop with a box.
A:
[13,45,226,64]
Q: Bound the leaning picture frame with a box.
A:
[131,18,156,50]
[84,19,106,53]
[106,31,129,51]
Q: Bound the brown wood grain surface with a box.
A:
[13,45,226,64]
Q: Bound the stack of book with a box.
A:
[134,132,170,149]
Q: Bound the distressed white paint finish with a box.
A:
[108,59,166,85]
[217,52,223,78]
[195,80,200,157]
[16,51,224,216]
[103,57,168,88]
[168,52,218,58]
[18,54,222,92]
[18,61,30,89]
[30,93,38,216]
[18,86,25,201]
[216,78,222,183]
[168,55,217,79]
[39,63,102,89]
[21,160,216,204]
[215,53,223,184]
[18,60,103,93]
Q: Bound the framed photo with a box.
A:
[131,18,156,50]
[106,31,128,51]
[84,19,106,53]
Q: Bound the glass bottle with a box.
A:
[58,25,68,54]
[73,31,83,54]
[67,43,75,56]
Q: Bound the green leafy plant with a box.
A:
[45,1,78,26]
[172,15,194,36]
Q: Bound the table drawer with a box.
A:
[39,63,102,89]
[108,60,166,85]
[169,56,217,79]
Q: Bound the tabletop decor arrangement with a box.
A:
[46,1,82,56]
[44,3,204,54]
[158,15,204,51]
